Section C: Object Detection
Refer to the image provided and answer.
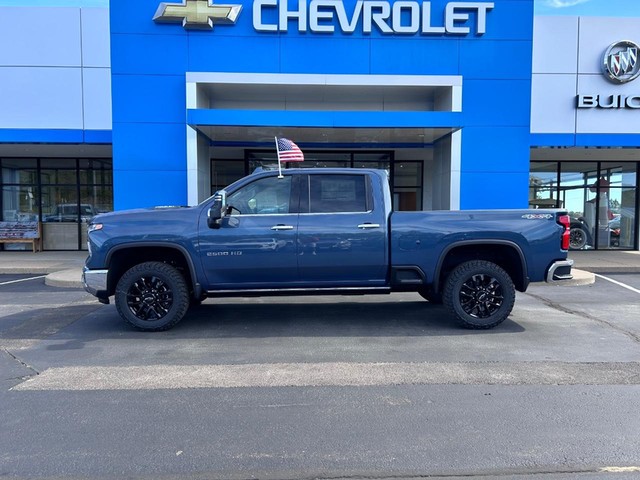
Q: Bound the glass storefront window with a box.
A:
[41,158,77,185]
[40,185,79,251]
[81,185,113,216]
[1,158,37,185]
[1,157,113,251]
[394,162,422,211]
[211,160,245,192]
[2,185,39,221]
[604,164,637,250]
[296,152,350,169]
[529,162,559,208]
[531,160,638,250]
[560,162,598,216]
[79,159,113,185]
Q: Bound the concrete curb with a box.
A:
[538,268,595,287]
[572,266,640,274]
[44,269,84,289]
[3,267,64,275]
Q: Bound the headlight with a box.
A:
[88,223,103,233]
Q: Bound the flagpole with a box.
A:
[274,136,283,178]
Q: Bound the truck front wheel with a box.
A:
[443,260,515,329]
[115,261,190,331]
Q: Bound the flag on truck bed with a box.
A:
[275,137,304,162]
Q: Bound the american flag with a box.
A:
[276,137,304,162]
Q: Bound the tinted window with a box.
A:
[309,175,368,213]
[227,176,292,215]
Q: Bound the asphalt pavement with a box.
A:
[2,252,640,479]
[2,269,640,478]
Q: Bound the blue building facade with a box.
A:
[110,0,533,211]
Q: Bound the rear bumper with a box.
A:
[82,266,108,297]
[546,259,574,283]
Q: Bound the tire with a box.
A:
[443,260,515,330]
[569,226,588,250]
[418,289,443,304]
[115,261,189,332]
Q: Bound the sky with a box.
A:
[0,0,639,17]
[534,0,640,16]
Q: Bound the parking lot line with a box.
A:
[0,275,47,286]
[595,274,640,295]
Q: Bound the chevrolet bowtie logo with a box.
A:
[153,0,242,30]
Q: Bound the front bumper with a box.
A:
[82,266,108,297]
[546,259,574,283]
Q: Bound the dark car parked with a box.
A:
[44,204,96,223]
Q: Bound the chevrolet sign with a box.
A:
[154,0,494,35]
[254,0,494,34]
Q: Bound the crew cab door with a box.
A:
[199,174,299,289]
[297,173,388,286]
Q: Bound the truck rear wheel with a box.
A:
[443,260,515,329]
[115,261,189,331]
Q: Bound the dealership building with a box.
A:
[0,0,639,251]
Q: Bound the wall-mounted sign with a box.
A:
[253,0,494,35]
[577,40,640,110]
[154,0,242,30]
[577,94,640,109]
[603,40,640,84]
[153,0,494,35]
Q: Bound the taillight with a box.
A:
[558,214,570,250]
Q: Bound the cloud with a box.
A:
[543,0,590,7]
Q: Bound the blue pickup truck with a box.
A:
[83,168,573,331]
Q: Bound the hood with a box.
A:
[91,205,196,223]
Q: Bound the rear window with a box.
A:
[309,175,368,213]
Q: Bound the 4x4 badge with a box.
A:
[153,0,242,30]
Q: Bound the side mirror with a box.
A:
[207,190,227,229]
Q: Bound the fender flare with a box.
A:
[432,239,528,293]
[105,242,202,298]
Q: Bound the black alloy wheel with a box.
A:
[443,260,516,329]
[126,275,173,321]
[458,273,503,318]
[115,261,189,331]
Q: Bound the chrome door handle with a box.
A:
[358,223,381,229]
[271,225,294,231]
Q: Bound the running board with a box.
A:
[205,287,392,298]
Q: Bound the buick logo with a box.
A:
[603,40,640,84]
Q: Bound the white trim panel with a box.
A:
[186,72,462,87]
[450,130,462,211]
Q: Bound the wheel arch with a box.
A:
[433,240,528,294]
[105,243,201,299]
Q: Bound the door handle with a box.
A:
[271,225,294,231]
[358,223,381,229]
